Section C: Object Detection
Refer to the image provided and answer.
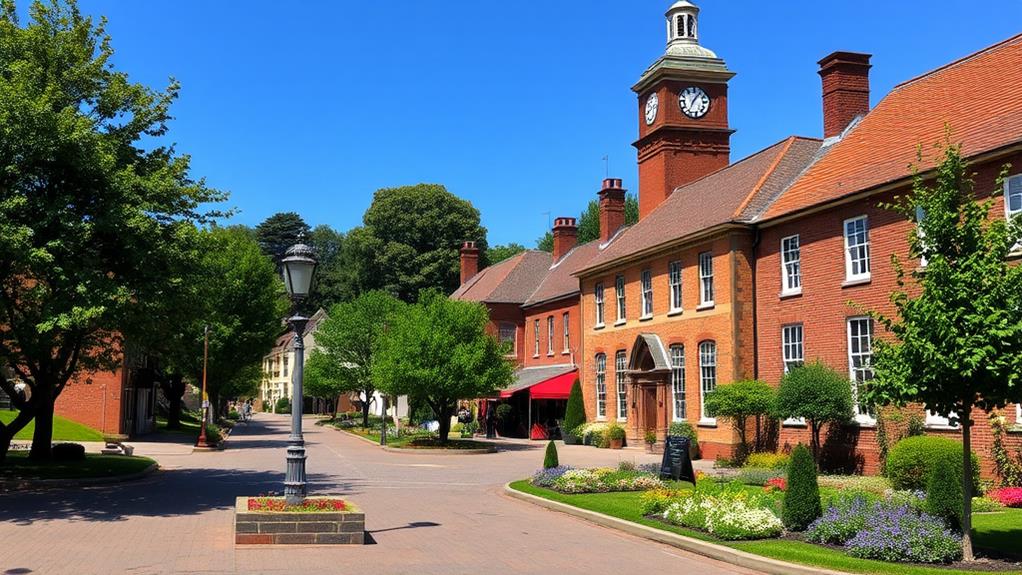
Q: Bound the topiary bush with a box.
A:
[886,435,980,491]
[783,444,822,531]
[543,440,559,469]
[926,447,964,530]
[52,442,86,462]
[702,380,775,463]
[563,378,585,444]
[275,397,291,414]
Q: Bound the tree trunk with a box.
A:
[961,405,974,561]
[163,373,186,430]
[29,385,55,461]
[334,394,342,420]
[0,407,36,463]
[361,391,372,429]
[435,403,454,444]
[810,420,821,463]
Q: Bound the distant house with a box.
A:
[259,309,328,412]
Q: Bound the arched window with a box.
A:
[698,341,716,421]
[670,345,685,421]
[595,353,607,418]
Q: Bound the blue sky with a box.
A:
[59,1,1022,246]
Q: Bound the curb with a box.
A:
[334,427,498,454]
[503,483,844,575]
[1,462,160,491]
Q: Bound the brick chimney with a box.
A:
[598,178,626,244]
[459,241,479,285]
[552,217,578,261]
[818,51,872,139]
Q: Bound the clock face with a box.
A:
[679,86,710,119]
[644,93,659,125]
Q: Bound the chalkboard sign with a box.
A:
[659,435,696,483]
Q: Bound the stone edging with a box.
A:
[0,462,160,491]
[334,427,497,454]
[503,483,844,575]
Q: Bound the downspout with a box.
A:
[752,226,760,380]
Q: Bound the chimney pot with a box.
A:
[818,51,871,139]
[598,178,627,244]
[459,241,480,285]
[552,216,578,261]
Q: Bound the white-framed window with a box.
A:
[670,345,685,421]
[781,235,801,295]
[1016,402,1022,424]
[847,317,875,423]
[699,251,714,306]
[594,283,605,327]
[915,206,928,267]
[782,324,804,374]
[498,322,516,354]
[533,319,540,357]
[668,261,682,312]
[843,216,871,282]
[699,341,716,422]
[1005,174,1022,219]
[546,316,554,355]
[595,353,607,419]
[640,269,653,318]
[615,350,628,420]
[925,410,958,428]
[562,312,570,353]
[283,355,289,378]
[615,275,626,323]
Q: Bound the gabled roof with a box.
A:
[266,308,328,356]
[450,250,552,304]
[523,240,601,307]
[577,136,822,275]
[762,33,1022,221]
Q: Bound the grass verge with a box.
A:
[0,410,103,442]
[508,480,1021,575]
[0,452,155,480]
[332,425,488,449]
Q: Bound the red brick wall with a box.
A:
[484,302,527,367]
[55,367,125,435]
[756,152,1022,477]
[523,299,580,368]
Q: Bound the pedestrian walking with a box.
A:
[485,403,497,439]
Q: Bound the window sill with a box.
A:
[851,418,876,428]
[639,314,653,322]
[1007,424,1022,434]
[697,418,717,428]
[594,323,606,331]
[1008,248,1022,261]
[924,423,959,431]
[842,276,872,288]
[667,308,684,317]
[562,350,571,355]
[617,418,627,423]
[781,419,807,428]
[779,289,802,300]
[596,416,607,422]
[546,353,554,357]
[613,319,627,327]
[532,354,540,359]
[696,303,715,311]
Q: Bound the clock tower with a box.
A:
[633,1,734,219]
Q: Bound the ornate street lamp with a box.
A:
[281,240,317,504]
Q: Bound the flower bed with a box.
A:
[988,487,1022,508]
[248,497,346,512]
[658,479,783,540]
[530,464,665,494]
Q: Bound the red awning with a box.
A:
[529,370,576,400]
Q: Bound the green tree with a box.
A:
[345,184,488,302]
[372,290,514,442]
[703,380,775,462]
[305,291,405,428]
[487,243,527,265]
[543,440,559,469]
[562,378,586,443]
[535,193,638,251]
[774,362,854,462]
[307,224,355,310]
[255,212,310,264]
[862,140,1022,560]
[783,444,822,531]
[0,0,225,460]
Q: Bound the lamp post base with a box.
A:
[283,437,307,505]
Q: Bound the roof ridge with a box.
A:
[893,32,1022,91]
[732,136,798,218]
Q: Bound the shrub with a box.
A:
[988,487,1022,508]
[495,403,513,421]
[644,430,657,445]
[275,397,291,414]
[261,400,270,412]
[886,436,980,491]
[531,466,573,488]
[845,505,962,564]
[971,496,1004,512]
[204,422,223,444]
[618,460,636,472]
[703,380,775,462]
[883,489,926,512]
[806,496,873,545]
[543,441,559,469]
[783,444,821,531]
[737,467,784,486]
[926,447,964,529]
[744,452,790,470]
[563,379,585,441]
[52,442,86,462]
[775,362,854,460]
[607,424,626,441]
[591,430,608,448]
[640,488,689,515]
[226,410,241,421]
[668,420,700,459]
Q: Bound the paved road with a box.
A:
[0,414,757,575]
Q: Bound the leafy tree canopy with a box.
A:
[486,243,526,265]
[775,362,854,461]
[372,290,514,442]
[255,212,310,264]
[0,0,224,459]
[703,379,775,456]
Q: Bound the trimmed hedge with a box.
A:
[783,444,821,531]
[52,442,86,462]
[543,441,559,469]
[563,379,585,441]
[926,448,964,529]
[886,435,980,491]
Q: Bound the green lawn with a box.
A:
[509,481,1021,575]
[155,413,202,437]
[333,425,486,449]
[0,410,104,442]
[0,451,155,480]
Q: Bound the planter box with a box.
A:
[234,497,364,545]
[609,438,624,449]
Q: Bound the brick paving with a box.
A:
[0,414,758,575]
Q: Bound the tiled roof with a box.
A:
[450,250,553,304]
[578,136,822,274]
[266,308,328,355]
[523,240,601,307]
[762,34,1022,220]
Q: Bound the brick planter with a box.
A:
[234,497,365,545]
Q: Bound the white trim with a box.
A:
[594,282,605,328]
[595,353,607,419]
[615,350,628,421]
[640,269,654,318]
[546,316,554,356]
[615,274,626,323]
[670,344,686,422]
[847,316,876,425]
[668,260,683,313]
[698,251,714,306]
[843,215,871,283]
[1015,402,1021,425]
[780,234,802,296]
[1005,173,1022,219]
[562,312,570,354]
[533,318,540,358]
[698,340,716,422]
[925,410,958,429]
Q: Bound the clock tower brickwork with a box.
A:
[633,1,734,220]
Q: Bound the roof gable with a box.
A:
[450,250,553,304]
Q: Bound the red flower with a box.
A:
[763,477,787,492]
[989,487,1022,508]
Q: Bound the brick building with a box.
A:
[50,348,157,437]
